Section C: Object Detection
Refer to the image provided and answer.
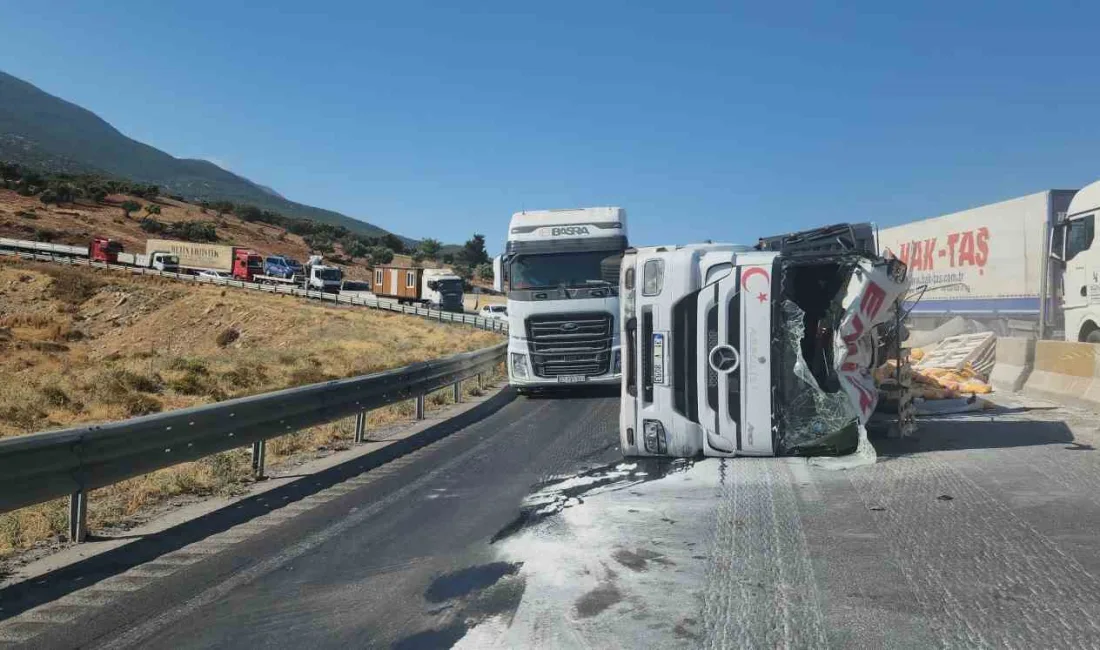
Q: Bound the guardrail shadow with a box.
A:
[0,388,517,622]
[522,385,621,400]
[875,417,1080,456]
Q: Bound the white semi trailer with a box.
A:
[876,187,1093,339]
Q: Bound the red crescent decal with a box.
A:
[741,266,770,291]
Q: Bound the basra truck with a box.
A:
[370,266,464,311]
[619,224,909,458]
[499,207,628,392]
[877,189,1078,339]
[144,239,263,281]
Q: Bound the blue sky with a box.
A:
[2,1,1098,251]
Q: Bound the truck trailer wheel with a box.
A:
[1087,330,1100,345]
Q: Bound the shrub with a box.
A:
[124,393,162,416]
[167,357,209,374]
[40,385,72,408]
[139,217,166,234]
[0,405,46,429]
[287,367,336,387]
[44,267,103,305]
[215,327,240,347]
[368,247,394,265]
[221,362,267,389]
[120,200,141,218]
[167,372,209,396]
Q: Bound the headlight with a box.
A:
[510,353,529,378]
[642,259,664,296]
[643,419,667,454]
[622,266,636,318]
[613,350,621,375]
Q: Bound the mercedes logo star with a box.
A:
[560,322,579,332]
[708,344,740,374]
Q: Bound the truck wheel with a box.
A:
[1087,330,1100,344]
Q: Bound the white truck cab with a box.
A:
[620,224,909,458]
[421,269,465,312]
[303,255,343,293]
[500,207,628,391]
[1056,179,1100,342]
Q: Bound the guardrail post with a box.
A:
[354,411,367,443]
[477,372,483,390]
[251,440,267,479]
[415,394,425,420]
[453,381,462,403]
[68,490,88,543]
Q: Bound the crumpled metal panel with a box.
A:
[775,300,861,455]
[777,257,910,456]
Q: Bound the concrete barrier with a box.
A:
[1022,340,1100,410]
[989,337,1035,393]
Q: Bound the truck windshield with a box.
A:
[319,269,342,281]
[510,251,619,292]
[436,278,463,294]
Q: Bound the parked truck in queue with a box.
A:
[497,207,628,392]
[875,183,1100,342]
[370,266,465,311]
[619,224,909,458]
[142,239,262,280]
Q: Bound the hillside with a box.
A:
[0,186,381,280]
[0,257,502,554]
[0,70,401,241]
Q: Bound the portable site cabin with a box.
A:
[372,265,423,301]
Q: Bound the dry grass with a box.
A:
[0,258,503,556]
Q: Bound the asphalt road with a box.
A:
[5,391,1100,648]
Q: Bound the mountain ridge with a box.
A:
[0,69,401,240]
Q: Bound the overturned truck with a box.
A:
[619,223,912,458]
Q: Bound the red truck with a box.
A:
[89,237,123,263]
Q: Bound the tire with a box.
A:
[1086,330,1100,344]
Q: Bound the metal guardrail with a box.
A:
[0,246,508,333]
[0,342,506,542]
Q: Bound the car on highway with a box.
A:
[264,255,303,279]
[196,269,232,280]
[480,304,508,321]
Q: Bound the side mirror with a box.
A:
[1050,221,1068,263]
[601,254,623,285]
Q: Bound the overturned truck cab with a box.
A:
[620,224,910,459]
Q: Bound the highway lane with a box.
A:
[8,389,622,649]
[9,392,1100,648]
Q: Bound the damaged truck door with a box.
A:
[619,224,910,459]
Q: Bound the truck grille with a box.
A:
[671,290,699,422]
[525,312,613,378]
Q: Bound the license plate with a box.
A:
[557,375,586,384]
[652,332,667,384]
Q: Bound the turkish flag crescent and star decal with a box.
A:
[741,266,770,303]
